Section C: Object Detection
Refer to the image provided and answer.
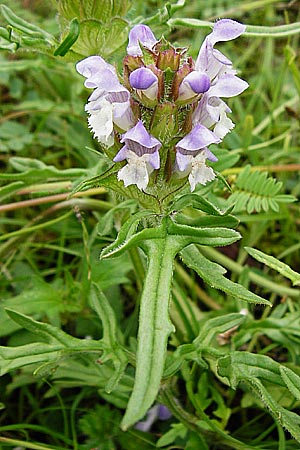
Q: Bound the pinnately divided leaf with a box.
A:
[245,247,300,286]
[228,165,296,213]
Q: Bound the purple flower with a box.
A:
[127,24,158,57]
[195,19,246,79]
[179,19,248,142]
[76,20,248,193]
[175,124,220,191]
[176,124,220,156]
[114,120,162,190]
[76,56,135,146]
[135,404,172,432]
[129,67,158,101]
[193,73,248,138]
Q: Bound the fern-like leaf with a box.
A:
[228,165,296,213]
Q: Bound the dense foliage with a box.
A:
[0,1,300,449]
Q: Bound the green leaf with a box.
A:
[54,18,80,56]
[71,18,128,57]
[0,309,105,376]
[0,157,86,182]
[170,193,232,216]
[100,210,156,259]
[174,213,239,229]
[245,247,300,286]
[0,59,42,72]
[0,4,55,44]
[280,366,300,402]
[248,378,300,443]
[194,313,246,347]
[157,423,187,447]
[97,199,137,236]
[168,221,241,247]
[175,313,246,365]
[55,0,131,22]
[0,279,63,337]
[89,283,127,393]
[0,26,18,51]
[180,246,271,306]
[227,165,296,214]
[217,352,283,389]
[0,181,24,202]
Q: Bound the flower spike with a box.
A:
[76,19,248,192]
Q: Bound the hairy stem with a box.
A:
[121,237,176,430]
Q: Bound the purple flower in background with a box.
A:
[135,404,172,432]
[114,120,162,190]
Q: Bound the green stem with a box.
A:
[167,18,300,38]
[160,384,259,450]
[121,237,176,430]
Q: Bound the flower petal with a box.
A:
[209,19,246,45]
[189,160,216,192]
[175,150,216,191]
[86,98,114,147]
[129,67,158,90]
[208,74,249,98]
[195,19,246,78]
[127,24,157,56]
[113,101,135,132]
[175,124,220,153]
[121,120,162,154]
[76,56,116,88]
[176,151,193,172]
[213,109,235,139]
[183,71,211,94]
[117,151,155,191]
[177,71,211,102]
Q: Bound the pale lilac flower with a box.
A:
[76,56,135,146]
[193,73,248,138]
[195,19,246,79]
[175,124,219,191]
[76,20,248,193]
[114,120,162,190]
[176,19,248,146]
[129,67,158,101]
[127,24,158,56]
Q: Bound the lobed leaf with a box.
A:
[245,247,300,286]
[180,246,271,306]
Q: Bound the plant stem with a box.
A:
[121,237,176,430]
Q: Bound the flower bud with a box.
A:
[176,71,210,105]
[129,67,159,102]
